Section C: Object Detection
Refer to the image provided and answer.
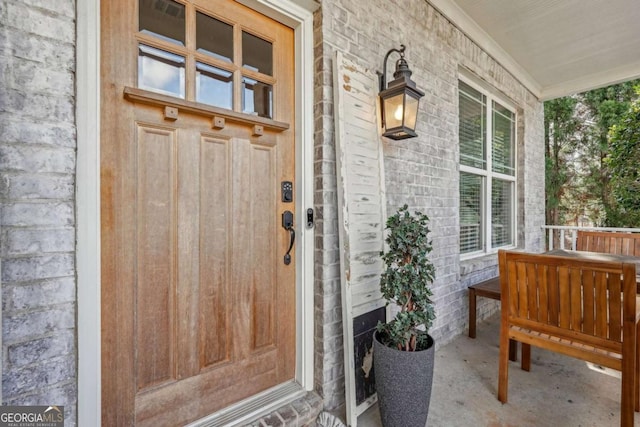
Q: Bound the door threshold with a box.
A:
[186,381,317,427]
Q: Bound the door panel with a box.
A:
[199,136,230,370]
[135,124,177,392]
[248,144,277,350]
[101,1,296,424]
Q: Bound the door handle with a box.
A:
[282,211,295,265]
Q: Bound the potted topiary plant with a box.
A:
[373,204,436,427]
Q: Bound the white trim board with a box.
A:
[75,0,101,425]
[333,52,388,427]
[76,1,316,425]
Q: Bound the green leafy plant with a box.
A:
[606,87,640,227]
[377,205,436,351]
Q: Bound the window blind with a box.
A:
[459,82,486,170]
[460,173,483,253]
[492,101,515,176]
[491,179,513,247]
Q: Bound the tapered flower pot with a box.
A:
[373,331,435,427]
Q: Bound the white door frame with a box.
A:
[75,1,317,425]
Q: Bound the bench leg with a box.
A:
[498,325,510,403]
[521,343,531,372]
[508,339,517,362]
[622,349,634,427]
[468,288,477,338]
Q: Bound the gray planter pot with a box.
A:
[373,331,435,427]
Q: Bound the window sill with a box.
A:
[460,252,499,276]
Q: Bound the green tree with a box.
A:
[544,97,581,226]
[606,89,640,227]
[580,81,640,225]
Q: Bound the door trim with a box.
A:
[76,1,317,425]
[76,0,101,425]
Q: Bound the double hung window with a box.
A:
[459,80,516,256]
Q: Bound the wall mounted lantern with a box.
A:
[377,44,425,140]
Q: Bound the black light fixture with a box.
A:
[377,44,425,140]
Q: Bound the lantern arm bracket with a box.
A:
[377,44,406,93]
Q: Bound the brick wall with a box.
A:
[312,6,347,411]
[313,0,545,412]
[0,0,77,424]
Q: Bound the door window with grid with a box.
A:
[459,80,516,255]
[137,0,275,118]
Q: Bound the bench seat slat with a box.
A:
[510,327,622,371]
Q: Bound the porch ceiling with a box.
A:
[429,0,640,100]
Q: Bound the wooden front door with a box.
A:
[101,1,296,424]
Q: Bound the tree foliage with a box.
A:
[579,81,639,225]
[377,205,435,352]
[544,97,581,225]
[544,79,640,227]
[606,89,640,227]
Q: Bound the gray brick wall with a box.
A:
[313,0,545,412]
[0,0,77,424]
[313,5,347,411]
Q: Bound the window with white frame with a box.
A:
[458,80,516,255]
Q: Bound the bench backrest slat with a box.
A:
[576,230,640,256]
[499,250,636,347]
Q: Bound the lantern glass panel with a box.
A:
[383,93,405,130]
[404,95,419,131]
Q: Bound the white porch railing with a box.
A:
[542,225,640,251]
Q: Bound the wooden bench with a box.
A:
[468,276,517,361]
[577,230,640,256]
[497,250,640,427]
[577,230,640,292]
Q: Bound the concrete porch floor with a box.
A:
[357,313,640,427]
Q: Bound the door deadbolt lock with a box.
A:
[281,181,293,203]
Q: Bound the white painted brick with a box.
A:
[2,174,74,200]
[3,277,75,310]
[8,330,75,367]
[0,117,76,148]
[1,202,74,227]
[1,253,74,283]
[0,90,74,123]
[0,27,75,71]
[4,2,74,43]
[15,0,75,18]
[2,354,75,397]
[1,0,77,420]
[7,56,75,95]
[2,305,75,344]
[2,227,74,255]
